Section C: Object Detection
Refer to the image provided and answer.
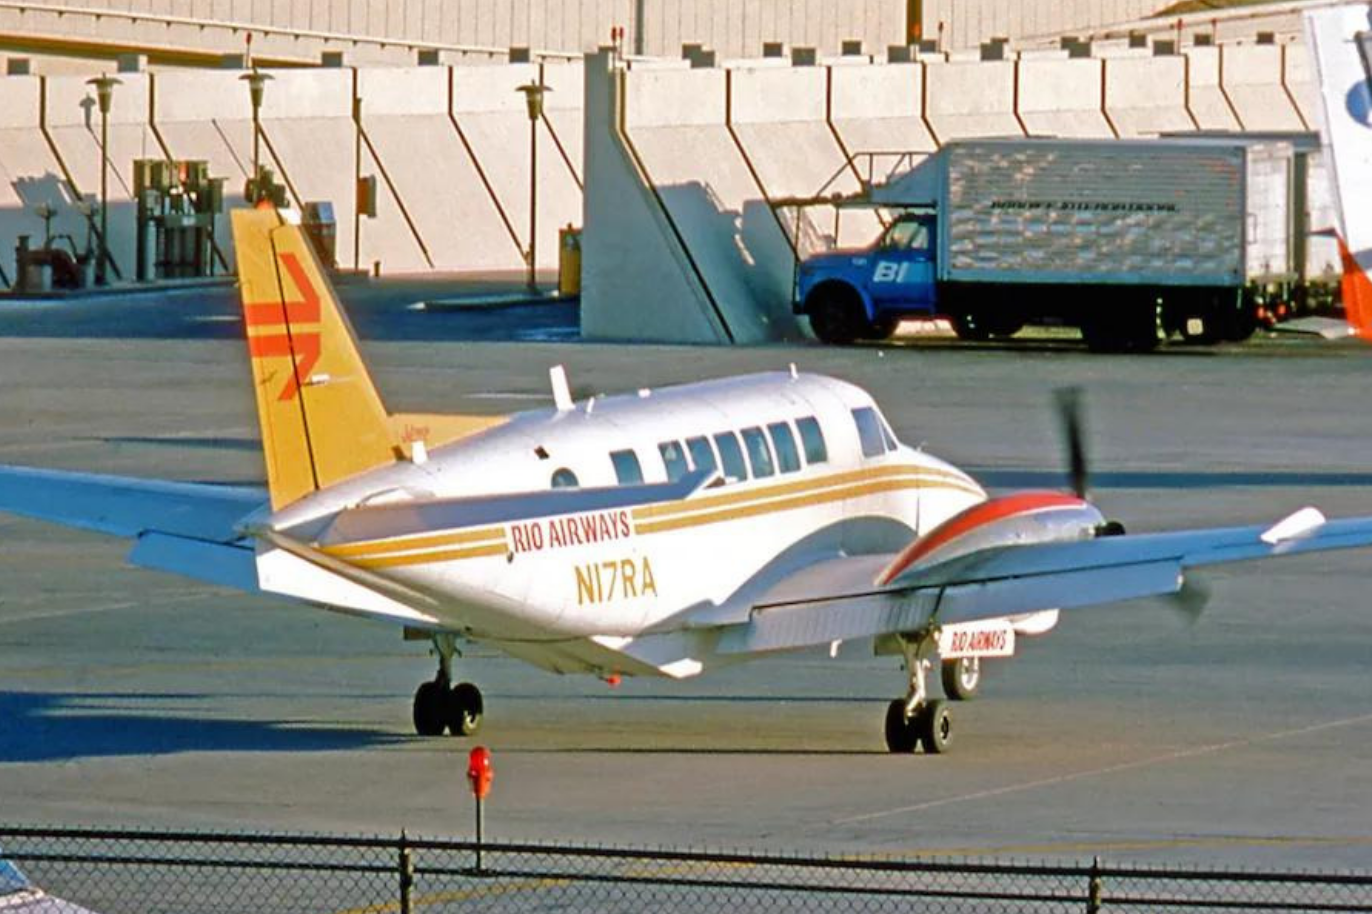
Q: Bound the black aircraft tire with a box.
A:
[884,699,918,754]
[412,680,447,736]
[941,657,982,701]
[447,682,485,737]
[918,700,953,754]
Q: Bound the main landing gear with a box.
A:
[884,634,954,754]
[412,633,484,737]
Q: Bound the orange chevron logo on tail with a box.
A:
[243,253,322,401]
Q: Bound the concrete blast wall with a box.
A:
[581,56,733,343]
[1184,46,1241,131]
[599,62,797,342]
[924,60,1023,142]
[0,77,77,287]
[917,0,1163,49]
[451,63,583,271]
[828,62,937,184]
[728,65,879,251]
[1221,44,1306,131]
[1016,56,1113,138]
[1103,55,1196,136]
[43,73,163,283]
[356,66,522,273]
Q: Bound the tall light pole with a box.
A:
[86,74,120,285]
[240,69,272,202]
[516,80,549,292]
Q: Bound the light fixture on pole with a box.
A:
[86,73,120,285]
[239,69,273,203]
[516,80,550,292]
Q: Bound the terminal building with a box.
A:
[0,0,1342,342]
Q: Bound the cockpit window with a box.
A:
[713,431,747,483]
[880,219,931,252]
[685,436,717,477]
[740,427,775,478]
[658,440,690,482]
[610,449,644,485]
[852,407,887,458]
[551,468,579,488]
[767,422,801,474]
[796,416,828,464]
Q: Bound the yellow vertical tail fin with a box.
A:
[232,207,400,510]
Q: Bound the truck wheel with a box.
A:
[863,316,900,341]
[807,286,863,345]
[951,312,991,342]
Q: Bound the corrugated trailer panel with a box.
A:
[1244,142,1294,283]
[939,140,1246,287]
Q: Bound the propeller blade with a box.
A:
[1054,386,1089,499]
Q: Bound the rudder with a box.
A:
[232,208,399,510]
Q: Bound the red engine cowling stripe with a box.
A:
[876,491,1087,586]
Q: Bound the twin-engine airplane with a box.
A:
[2,206,1372,755]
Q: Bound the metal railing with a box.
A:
[2,825,1371,913]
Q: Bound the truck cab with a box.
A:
[795,214,937,344]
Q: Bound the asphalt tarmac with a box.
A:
[1,290,1370,870]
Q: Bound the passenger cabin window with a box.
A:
[685,436,717,477]
[852,407,890,459]
[713,431,747,483]
[796,416,828,465]
[658,440,690,482]
[551,468,579,488]
[610,449,644,485]
[740,427,775,478]
[767,422,801,474]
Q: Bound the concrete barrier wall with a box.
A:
[1281,43,1316,131]
[1184,46,1240,131]
[619,63,796,340]
[1103,55,1195,136]
[581,55,732,343]
[924,60,1022,142]
[729,64,879,249]
[152,69,255,273]
[357,66,523,273]
[828,61,937,186]
[42,72,162,281]
[1221,44,1304,131]
[0,76,80,286]
[1016,55,1113,138]
[451,63,582,270]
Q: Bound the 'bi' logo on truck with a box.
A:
[873,261,918,283]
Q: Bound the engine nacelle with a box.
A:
[877,491,1104,586]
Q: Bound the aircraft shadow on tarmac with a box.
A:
[0,692,401,762]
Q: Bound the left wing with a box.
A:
[719,509,1372,655]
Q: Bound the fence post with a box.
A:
[1087,856,1102,914]
[398,831,413,914]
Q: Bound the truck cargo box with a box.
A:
[871,138,1292,287]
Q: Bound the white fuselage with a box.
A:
[267,372,987,673]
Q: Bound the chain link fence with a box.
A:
[2,826,1371,913]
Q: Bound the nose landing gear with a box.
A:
[412,633,484,737]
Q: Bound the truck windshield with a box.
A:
[880,220,930,252]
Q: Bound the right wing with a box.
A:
[719,510,1372,656]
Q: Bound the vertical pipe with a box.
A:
[528,110,538,290]
[398,833,413,914]
[474,796,485,874]
[98,108,109,285]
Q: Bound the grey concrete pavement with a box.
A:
[1,334,1371,870]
